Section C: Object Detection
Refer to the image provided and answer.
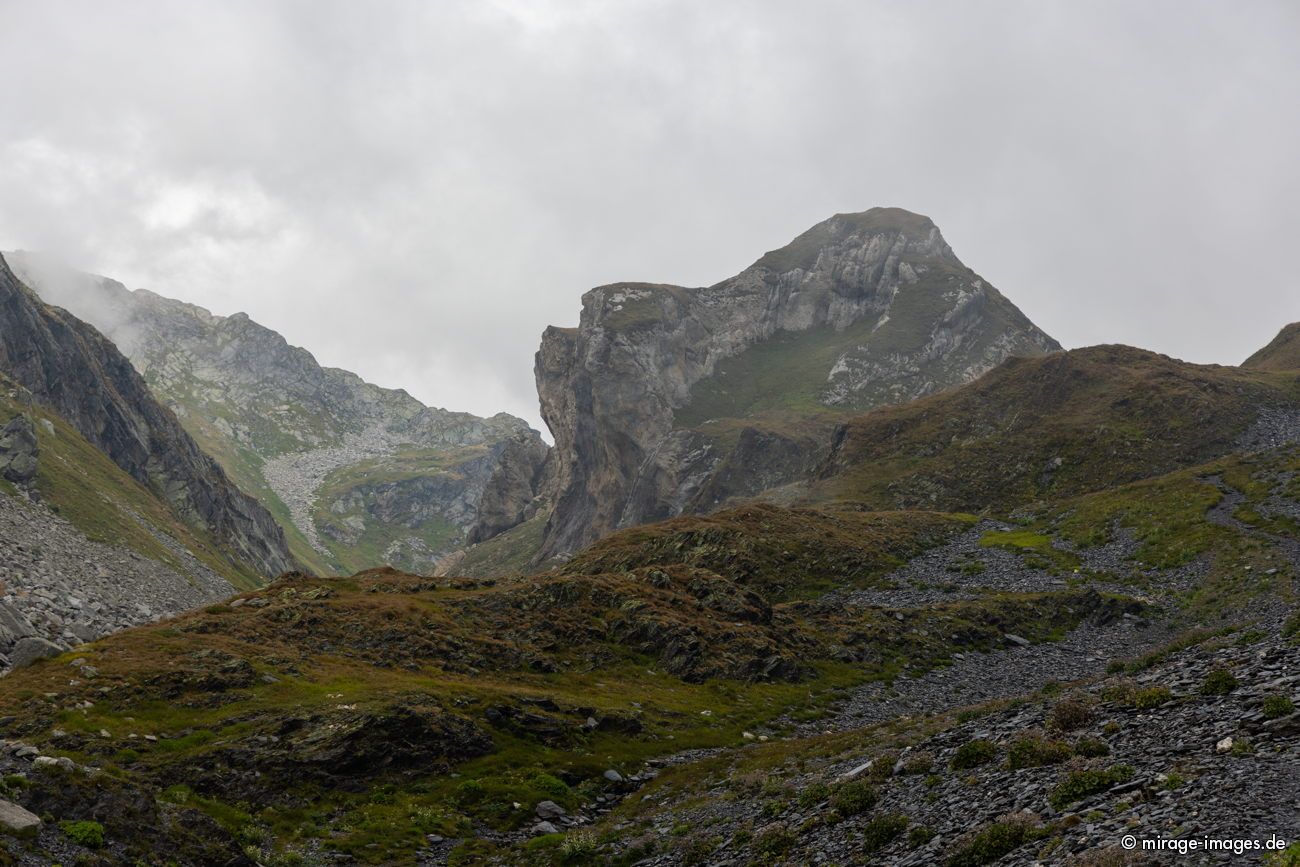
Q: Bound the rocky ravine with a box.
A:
[0,254,293,578]
[535,207,1060,561]
[9,251,548,574]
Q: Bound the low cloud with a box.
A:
[1,1,1297,432]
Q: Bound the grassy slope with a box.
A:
[0,504,1135,865]
[674,315,884,426]
[456,510,551,577]
[810,345,1300,513]
[0,388,261,590]
[1243,321,1300,371]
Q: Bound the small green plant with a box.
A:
[0,774,27,798]
[558,829,598,861]
[1201,669,1238,696]
[530,772,570,799]
[1048,765,1134,810]
[830,779,878,816]
[899,751,934,775]
[951,739,997,770]
[1263,694,1295,719]
[945,812,1042,866]
[796,781,829,809]
[453,779,484,803]
[1049,696,1094,731]
[680,834,721,866]
[1132,686,1172,709]
[860,814,909,853]
[1007,732,1072,769]
[908,825,936,848]
[753,823,796,857]
[1231,736,1255,756]
[1073,737,1110,758]
[1266,841,1300,866]
[59,820,106,849]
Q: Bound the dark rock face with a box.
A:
[0,254,293,577]
[535,208,1060,560]
[468,432,551,544]
[0,415,38,483]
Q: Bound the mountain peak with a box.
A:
[753,206,952,274]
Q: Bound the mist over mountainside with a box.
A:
[8,251,549,576]
[0,253,293,578]
[532,208,1060,562]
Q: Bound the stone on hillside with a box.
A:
[8,636,62,668]
[0,416,38,484]
[535,800,566,820]
[1005,633,1031,648]
[532,821,559,836]
[0,799,40,834]
[603,769,624,783]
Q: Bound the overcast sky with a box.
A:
[1,1,1297,433]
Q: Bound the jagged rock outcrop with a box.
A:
[0,253,294,577]
[9,251,548,574]
[1244,321,1300,371]
[535,208,1060,560]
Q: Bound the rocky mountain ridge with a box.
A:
[0,254,293,578]
[534,208,1061,561]
[8,251,548,575]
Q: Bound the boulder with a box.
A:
[8,636,63,668]
[0,415,38,484]
[0,798,40,834]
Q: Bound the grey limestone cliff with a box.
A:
[535,208,1060,560]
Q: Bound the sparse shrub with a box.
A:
[899,751,934,775]
[1283,612,1300,643]
[59,820,105,849]
[453,779,484,802]
[1265,841,1300,866]
[753,823,796,857]
[860,814,909,853]
[1231,736,1255,756]
[830,779,878,816]
[1073,737,1110,758]
[1263,694,1295,719]
[945,811,1042,866]
[1048,765,1134,810]
[1050,695,1094,731]
[909,825,936,848]
[531,772,569,798]
[1132,686,1172,709]
[951,739,997,770]
[558,829,598,862]
[1007,731,1072,769]
[680,834,721,866]
[1099,678,1136,704]
[1201,669,1237,696]
[796,781,829,809]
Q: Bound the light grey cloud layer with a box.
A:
[1,0,1297,433]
